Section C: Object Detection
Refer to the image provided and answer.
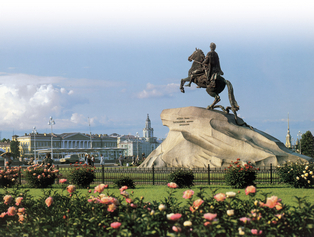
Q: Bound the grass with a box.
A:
[3,184,314,207]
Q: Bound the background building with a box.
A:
[2,114,162,161]
[118,114,161,158]
[16,132,125,159]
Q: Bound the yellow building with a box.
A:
[16,132,125,159]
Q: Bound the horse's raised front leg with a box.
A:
[180,77,190,93]
[180,79,185,93]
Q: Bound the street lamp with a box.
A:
[136,132,139,160]
[297,131,302,154]
[291,137,295,152]
[32,127,37,160]
[48,117,55,159]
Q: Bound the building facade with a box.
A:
[17,132,125,159]
[118,114,160,158]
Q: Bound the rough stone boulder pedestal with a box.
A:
[139,106,313,168]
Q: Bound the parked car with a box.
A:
[60,154,80,164]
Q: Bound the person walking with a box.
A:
[87,154,92,166]
[100,154,105,166]
[91,155,95,166]
[118,155,123,166]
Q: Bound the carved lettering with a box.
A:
[173,121,186,123]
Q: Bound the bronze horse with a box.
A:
[180,48,250,127]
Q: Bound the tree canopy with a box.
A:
[10,140,20,158]
[300,131,314,158]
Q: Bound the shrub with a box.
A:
[114,176,136,189]
[67,163,95,188]
[167,168,194,188]
[225,158,258,188]
[0,166,19,187]
[276,161,314,188]
[24,164,57,188]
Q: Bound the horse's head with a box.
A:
[188,48,205,62]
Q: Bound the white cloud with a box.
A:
[0,73,85,130]
[71,113,88,125]
[136,83,179,99]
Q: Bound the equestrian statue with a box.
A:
[180,43,251,128]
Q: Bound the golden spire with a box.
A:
[285,113,292,148]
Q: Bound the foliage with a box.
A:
[276,161,314,188]
[9,140,20,159]
[1,184,314,236]
[24,164,58,188]
[67,163,95,188]
[225,158,258,188]
[0,166,19,188]
[300,131,314,158]
[167,168,194,188]
[1,138,10,143]
[113,176,136,189]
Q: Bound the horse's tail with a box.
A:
[225,79,239,111]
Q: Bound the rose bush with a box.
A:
[24,164,58,188]
[276,161,314,188]
[0,183,313,236]
[67,163,95,188]
[225,158,258,188]
[0,166,20,188]
[167,168,194,188]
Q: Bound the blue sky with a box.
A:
[0,0,313,144]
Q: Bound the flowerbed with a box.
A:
[0,183,313,236]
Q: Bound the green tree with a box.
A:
[10,140,20,159]
[300,131,314,158]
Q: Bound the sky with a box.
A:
[0,0,313,144]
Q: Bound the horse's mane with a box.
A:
[196,48,205,58]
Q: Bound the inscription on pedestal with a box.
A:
[173,117,194,126]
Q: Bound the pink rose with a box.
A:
[67,185,76,194]
[167,182,178,189]
[245,186,256,195]
[251,229,262,235]
[265,196,279,208]
[172,226,182,232]
[107,203,117,212]
[183,190,194,199]
[7,206,17,216]
[18,208,25,214]
[59,179,67,184]
[3,195,13,205]
[119,186,128,192]
[170,213,182,221]
[45,197,53,207]
[125,198,132,204]
[193,199,204,209]
[203,213,217,221]
[94,184,108,193]
[239,217,251,224]
[214,193,226,202]
[110,222,121,229]
[15,197,23,206]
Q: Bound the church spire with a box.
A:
[285,113,292,148]
[143,114,153,139]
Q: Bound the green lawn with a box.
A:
[3,184,314,207]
